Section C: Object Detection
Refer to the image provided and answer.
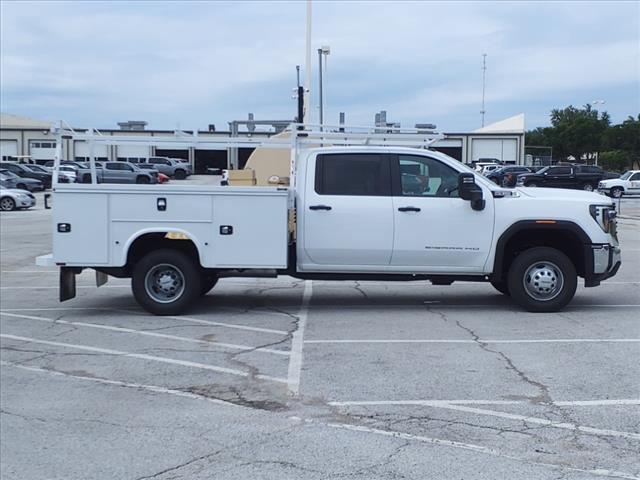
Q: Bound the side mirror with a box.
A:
[458,173,485,211]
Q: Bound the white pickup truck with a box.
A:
[37,127,621,314]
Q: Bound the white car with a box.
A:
[0,187,36,211]
[481,164,501,175]
[598,170,640,198]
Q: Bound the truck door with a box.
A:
[303,153,394,266]
[545,166,573,188]
[628,172,640,193]
[390,154,494,272]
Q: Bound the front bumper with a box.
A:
[15,195,36,208]
[584,243,621,287]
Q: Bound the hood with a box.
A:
[598,178,621,186]
[1,188,33,195]
[516,187,612,203]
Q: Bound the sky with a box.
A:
[1,0,638,133]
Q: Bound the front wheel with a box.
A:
[582,183,594,192]
[174,169,186,180]
[610,187,623,198]
[0,197,16,211]
[507,247,577,312]
[526,182,538,188]
[132,249,202,315]
[136,175,150,184]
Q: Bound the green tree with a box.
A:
[598,150,631,172]
[548,104,610,162]
[603,115,640,167]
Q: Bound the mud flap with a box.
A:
[95,270,108,287]
[60,267,77,302]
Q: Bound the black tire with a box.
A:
[610,187,623,198]
[491,178,500,185]
[0,196,16,211]
[174,169,186,180]
[200,276,219,296]
[582,183,594,192]
[136,175,150,184]
[526,182,538,188]
[16,183,27,190]
[490,280,510,296]
[131,249,202,315]
[507,247,577,312]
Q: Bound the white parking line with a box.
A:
[327,423,639,480]
[305,338,640,344]
[287,280,312,395]
[328,401,640,440]
[0,312,289,356]
[329,399,640,407]
[169,315,289,335]
[0,360,236,407]
[0,334,287,384]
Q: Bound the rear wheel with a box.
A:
[136,175,150,184]
[507,247,577,312]
[174,169,186,180]
[582,183,594,191]
[610,187,623,198]
[132,249,202,315]
[0,197,16,211]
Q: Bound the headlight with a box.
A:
[589,204,618,239]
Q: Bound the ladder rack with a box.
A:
[51,121,444,188]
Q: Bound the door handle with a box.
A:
[309,205,332,211]
[398,206,421,212]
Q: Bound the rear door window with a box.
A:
[315,153,391,196]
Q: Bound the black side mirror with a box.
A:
[458,173,485,211]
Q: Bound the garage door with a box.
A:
[0,140,18,160]
[74,141,109,160]
[471,138,519,163]
[116,144,150,161]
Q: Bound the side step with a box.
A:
[217,269,278,278]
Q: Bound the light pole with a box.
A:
[318,45,330,129]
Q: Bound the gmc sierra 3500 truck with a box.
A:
[36,126,621,315]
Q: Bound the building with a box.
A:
[1,112,525,171]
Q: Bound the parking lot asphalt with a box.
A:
[1,191,639,480]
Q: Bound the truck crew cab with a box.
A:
[37,126,621,315]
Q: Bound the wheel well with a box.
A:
[126,232,200,274]
[497,228,586,279]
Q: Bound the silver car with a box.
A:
[147,157,192,179]
[0,187,36,211]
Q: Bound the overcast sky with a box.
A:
[1,1,638,132]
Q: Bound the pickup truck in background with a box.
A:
[146,157,192,179]
[598,170,640,198]
[37,128,621,316]
[516,165,618,191]
[74,162,157,184]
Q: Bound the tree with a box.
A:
[603,115,640,167]
[547,104,610,162]
[598,150,631,172]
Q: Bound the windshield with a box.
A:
[619,171,633,180]
[1,170,20,179]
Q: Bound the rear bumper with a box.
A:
[584,244,621,287]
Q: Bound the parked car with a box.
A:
[135,163,160,182]
[25,164,75,183]
[516,165,618,191]
[147,157,192,179]
[598,170,640,198]
[0,162,52,188]
[101,162,157,184]
[480,164,501,175]
[485,166,536,186]
[0,169,44,192]
[0,187,36,211]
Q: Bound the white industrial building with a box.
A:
[1,113,525,172]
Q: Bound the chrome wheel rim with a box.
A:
[612,188,622,198]
[523,261,564,301]
[144,263,185,303]
[583,184,594,191]
[0,198,14,211]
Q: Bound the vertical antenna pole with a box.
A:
[304,0,312,124]
[481,53,487,127]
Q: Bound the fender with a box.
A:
[119,227,204,267]
[491,220,591,282]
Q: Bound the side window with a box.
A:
[629,173,640,181]
[548,167,572,175]
[397,155,459,198]
[315,153,390,196]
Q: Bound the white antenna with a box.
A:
[480,53,487,127]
